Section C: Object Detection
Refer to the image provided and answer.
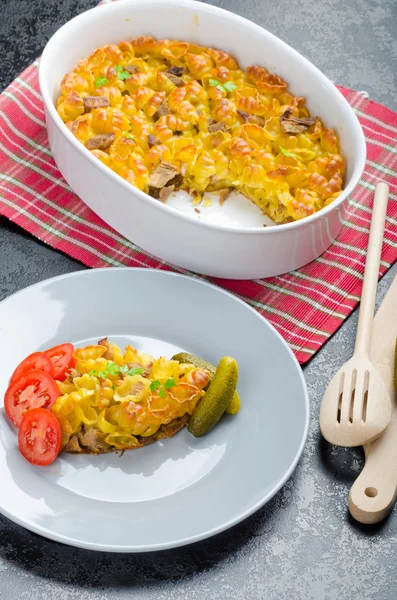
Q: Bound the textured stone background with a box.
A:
[1,0,397,598]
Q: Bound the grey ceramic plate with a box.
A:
[0,268,309,552]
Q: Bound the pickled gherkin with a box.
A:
[172,352,240,414]
[187,356,239,437]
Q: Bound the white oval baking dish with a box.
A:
[39,0,366,279]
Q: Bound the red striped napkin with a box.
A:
[1,60,397,365]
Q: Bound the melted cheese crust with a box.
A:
[57,36,345,223]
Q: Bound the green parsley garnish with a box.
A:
[90,361,119,378]
[164,378,176,389]
[209,79,237,93]
[209,78,225,93]
[115,65,132,81]
[223,81,238,93]
[150,378,176,397]
[125,133,134,140]
[95,75,108,88]
[120,365,145,376]
[89,361,144,379]
[150,380,162,392]
[280,146,298,159]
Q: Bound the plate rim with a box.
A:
[0,267,310,552]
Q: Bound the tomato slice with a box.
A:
[18,408,61,466]
[10,352,54,385]
[44,343,76,381]
[4,370,60,427]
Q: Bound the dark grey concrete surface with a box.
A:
[1,0,397,598]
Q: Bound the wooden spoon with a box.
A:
[320,182,391,447]
[349,274,397,524]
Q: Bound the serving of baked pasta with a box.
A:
[56,36,345,224]
[4,339,239,466]
[54,339,212,454]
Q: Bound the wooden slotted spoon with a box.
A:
[320,182,391,447]
[348,274,397,524]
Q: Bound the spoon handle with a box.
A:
[349,274,397,523]
[354,182,389,356]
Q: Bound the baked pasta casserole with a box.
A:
[53,338,210,453]
[57,36,345,224]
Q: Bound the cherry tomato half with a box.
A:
[4,370,60,427]
[44,343,76,381]
[18,408,61,466]
[10,352,54,385]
